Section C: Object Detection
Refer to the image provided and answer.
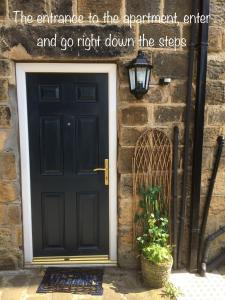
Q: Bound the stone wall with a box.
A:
[202,0,225,260]
[0,58,23,269]
[0,0,224,270]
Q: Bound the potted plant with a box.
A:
[135,186,173,288]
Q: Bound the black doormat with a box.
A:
[37,267,104,295]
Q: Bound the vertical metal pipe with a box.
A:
[189,0,210,272]
[177,0,200,269]
[198,136,225,272]
[172,126,179,270]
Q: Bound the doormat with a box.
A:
[37,267,104,295]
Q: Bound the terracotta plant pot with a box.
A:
[141,255,173,288]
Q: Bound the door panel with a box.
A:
[76,83,97,102]
[26,73,109,257]
[40,116,63,175]
[77,117,98,173]
[77,192,99,250]
[42,192,65,249]
[39,84,61,102]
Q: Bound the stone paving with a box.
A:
[1,267,225,300]
[170,271,225,300]
[0,268,164,300]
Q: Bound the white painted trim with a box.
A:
[16,63,117,265]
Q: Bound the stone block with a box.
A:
[118,248,138,268]
[0,1,6,16]
[147,86,168,103]
[182,25,192,48]
[121,107,148,125]
[118,198,133,227]
[118,147,134,173]
[120,85,166,104]
[118,226,133,246]
[0,25,135,58]
[210,0,225,25]
[202,147,213,170]
[207,58,225,80]
[218,154,225,170]
[0,131,8,150]
[171,81,188,103]
[203,128,221,147]
[118,61,130,83]
[223,30,225,50]
[209,196,225,215]
[0,228,12,245]
[0,255,17,270]
[0,80,8,101]
[120,127,142,146]
[78,0,122,18]
[51,0,72,15]
[8,0,47,18]
[118,230,133,249]
[206,81,225,104]
[0,153,16,180]
[140,24,180,48]
[15,226,22,247]
[0,60,11,77]
[126,0,161,16]
[0,106,11,128]
[164,0,192,22]
[154,106,184,124]
[119,86,138,102]
[0,204,7,224]
[7,205,21,225]
[118,174,133,198]
[208,27,223,52]
[153,52,188,79]
[214,172,225,194]
[208,107,225,125]
[0,182,17,202]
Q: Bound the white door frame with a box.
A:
[16,63,117,265]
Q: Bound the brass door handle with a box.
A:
[93,159,109,186]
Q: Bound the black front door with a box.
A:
[26,73,109,257]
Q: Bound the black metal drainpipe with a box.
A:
[177,0,200,269]
[189,0,210,272]
[172,126,179,270]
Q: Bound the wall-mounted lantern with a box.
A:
[127,51,153,99]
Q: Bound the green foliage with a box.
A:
[148,214,169,247]
[135,186,167,232]
[142,243,172,264]
[135,186,172,265]
[136,213,169,250]
[161,282,183,300]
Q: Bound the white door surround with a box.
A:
[16,63,117,266]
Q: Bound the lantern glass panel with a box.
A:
[136,67,147,89]
[145,69,151,89]
[129,68,136,91]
